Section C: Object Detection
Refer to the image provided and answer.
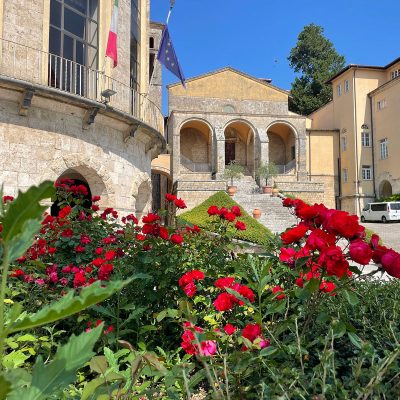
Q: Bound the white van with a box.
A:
[361,202,400,223]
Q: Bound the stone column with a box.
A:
[257,128,269,166]
[215,127,225,177]
[172,122,181,183]
[297,135,308,181]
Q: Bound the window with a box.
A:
[337,84,342,97]
[130,0,141,91]
[380,138,388,159]
[49,0,99,94]
[377,99,386,110]
[391,69,400,79]
[344,80,350,92]
[343,168,348,183]
[341,136,347,151]
[362,165,372,180]
[361,131,370,147]
[149,37,154,49]
[371,203,387,212]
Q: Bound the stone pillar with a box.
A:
[257,128,269,166]
[215,127,225,177]
[297,136,307,181]
[172,124,181,182]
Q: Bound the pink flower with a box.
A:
[349,239,372,265]
[200,340,217,356]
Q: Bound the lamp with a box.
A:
[101,89,117,103]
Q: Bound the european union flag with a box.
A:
[157,27,186,87]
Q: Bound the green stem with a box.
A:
[0,248,10,370]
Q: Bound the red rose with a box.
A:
[95,247,103,255]
[306,229,336,251]
[73,272,86,288]
[183,282,197,297]
[92,205,100,211]
[295,276,304,288]
[231,205,242,216]
[142,224,154,234]
[80,234,91,245]
[98,263,113,280]
[171,234,184,245]
[136,234,146,241]
[92,258,104,267]
[224,324,237,335]
[323,210,364,239]
[142,213,160,223]
[281,224,308,244]
[58,206,72,219]
[282,198,295,207]
[3,195,14,203]
[349,239,372,265]
[104,250,116,261]
[165,193,177,202]
[242,323,262,342]
[381,250,400,278]
[279,247,296,265]
[272,285,285,300]
[320,281,336,294]
[237,285,255,302]
[190,270,205,280]
[214,277,235,289]
[61,229,74,238]
[159,227,169,240]
[235,221,246,230]
[214,292,235,311]
[318,246,349,278]
[92,195,101,202]
[207,205,219,216]
[174,198,187,209]
[222,211,236,222]
[10,269,24,278]
[75,245,85,253]
[47,247,56,254]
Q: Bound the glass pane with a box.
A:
[50,0,62,27]
[76,40,85,65]
[88,20,98,46]
[89,0,98,20]
[65,0,87,15]
[87,45,97,69]
[63,34,74,60]
[131,20,139,41]
[64,8,85,39]
[49,27,61,56]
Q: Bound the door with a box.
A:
[225,142,235,165]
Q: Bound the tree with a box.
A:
[288,24,346,116]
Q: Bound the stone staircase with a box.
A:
[232,176,297,234]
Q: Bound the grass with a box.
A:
[178,191,273,246]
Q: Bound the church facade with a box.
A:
[165,68,339,210]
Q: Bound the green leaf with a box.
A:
[332,321,346,338]
[0,373,12,400]
[343,290,359,306]
[12,325,103,399]
[188,369,207,388]
[81,377,107,400]
[8,279,132,334]
[16,334,37,342]
[348,332,363,349]
[259,346,278,357]
[2,182,54,261]
[2,350,31,369]
[305,278,320,293]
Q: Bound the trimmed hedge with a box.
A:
[178,191,273,246]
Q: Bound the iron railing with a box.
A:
[0,38,164,134]
[276,159,296,174]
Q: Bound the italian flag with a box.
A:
[106,0,119,67]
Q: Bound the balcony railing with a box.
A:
[0,38,164,134]
[276,159,296,174]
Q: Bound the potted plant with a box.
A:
[252,208,262,219]
[255,162,278,194]
[223,161,244,196]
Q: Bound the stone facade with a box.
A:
[0,0,165,215]
[167,68,334,209]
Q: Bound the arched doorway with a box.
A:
[224,121,255,175]
[380,180,393,199]
[51,170,92,216]
[267,123,297,174]
[180,120,212,173]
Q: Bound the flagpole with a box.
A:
[144,0,175,99]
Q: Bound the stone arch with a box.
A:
[224,120,256,174]
[179,119,213,171]
[178,117,213,134]
[266,121,298,174]
[131,172,152,219]
[379,180,393,199]
[43,154,115,207]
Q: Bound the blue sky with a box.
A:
[150,0,400,113]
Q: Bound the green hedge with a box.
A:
[178,191,273,246]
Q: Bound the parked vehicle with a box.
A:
[361,202,400,223]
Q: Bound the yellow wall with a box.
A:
[169,69,288,102]
[307,130,339,176]
[308,101,335,130]
[372,79,400,186]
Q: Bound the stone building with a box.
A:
[0,0,164,216]
[166,68,338,210]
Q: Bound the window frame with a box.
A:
[380,138,388,159]
[361,165,372,181]
[337,84,342,97]
[361,131,371,147]
[344,79,350,92]
[341,135,347,151]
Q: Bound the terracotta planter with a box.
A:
[271,188,279,197]
[262,186,273,194]
[227,186,237,197]
[253,208,262,219]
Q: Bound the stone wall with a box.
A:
[180,128,210,163]
[0,87,155,215]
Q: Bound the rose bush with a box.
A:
[1,182,400,399]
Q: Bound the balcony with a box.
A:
[0,38,164,135]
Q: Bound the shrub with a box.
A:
[178,191,273,246]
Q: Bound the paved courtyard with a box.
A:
[362,221,400,252]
